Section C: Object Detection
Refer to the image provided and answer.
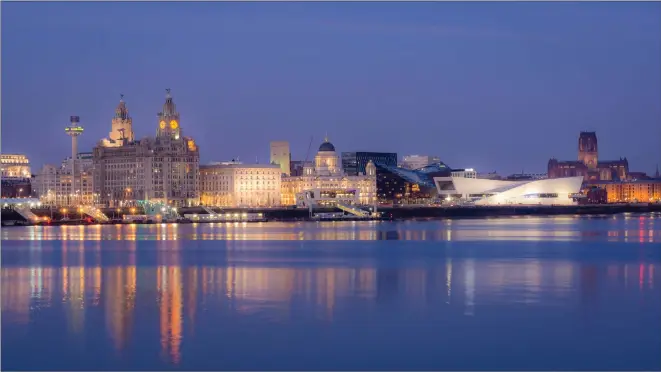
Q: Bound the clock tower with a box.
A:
[157,88,181,139]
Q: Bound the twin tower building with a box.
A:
[93,90,200,207]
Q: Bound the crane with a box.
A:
[304,136,314,164]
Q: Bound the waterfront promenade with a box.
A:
[2,203,661,226]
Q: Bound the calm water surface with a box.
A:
[2,215,661,371]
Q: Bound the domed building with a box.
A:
[281,136,376,207]
[313,137,342,176]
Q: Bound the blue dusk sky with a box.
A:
[2,2,660,174]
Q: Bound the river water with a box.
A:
[2,214,661,370]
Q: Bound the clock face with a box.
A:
[170,120,179,129]
[159,120,166,129]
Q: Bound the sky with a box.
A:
[2,2,660,175]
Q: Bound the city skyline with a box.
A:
[2,2,660,174]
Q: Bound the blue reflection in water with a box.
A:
[2,215,661,371]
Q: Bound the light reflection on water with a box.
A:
[2,215,661,370]
[2,213,661,242]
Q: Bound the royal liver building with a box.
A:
[93,90,200,207]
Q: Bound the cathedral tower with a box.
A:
[578,131,598,169]
[157,89,181,139]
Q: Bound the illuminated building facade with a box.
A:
[590,180,661,203]
[548,132,630,182]
[281,137,377,206]
[270,141,291,176]
[580,185,608,204]
[33,163,96,206]
[376,162,452,204]
[1,154,32,198]
[101,95,135,147]
[1,154,31,179]
[435,175,584,205]
[93,90,200,207]
[200,162,281,207]
[341,152,397,176]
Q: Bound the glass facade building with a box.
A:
[342,152,397,176]
[374,162,452,204]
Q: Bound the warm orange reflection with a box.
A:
[199,266,378,320]
[186,268,198,329]
[1,256,660,367]
[3,215,659,243]
[104,266,136,351]
[158,266,183,364]
[64,265,85,333]
[30,267,54,305]
[1,268,31,324]
[90,266,102,306]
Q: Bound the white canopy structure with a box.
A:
[433,176,584,206]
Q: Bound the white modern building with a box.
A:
[434,175,583,206]
[200,161,281,207]
[400,155,441,170]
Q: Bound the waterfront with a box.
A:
[2,214,661,370]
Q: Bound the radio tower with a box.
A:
[65,116,84,203]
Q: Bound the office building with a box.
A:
[270,141,291,176]
[33,163,96,206]
[341,152,397,176]
[200,161,281,207]
[61,152,94,173]
[399,155,441,170]
[1,154,32,198]
[93,90,200,207]
[290,160,306,177]
[375,162,452,204]
[451,168,477,179]
[1,154,31,179]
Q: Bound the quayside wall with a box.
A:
[2,204,660,224]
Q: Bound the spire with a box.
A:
[161,88,177,117]
[324,132,329,142]
[114,94,130,120]
[655,164,660,178]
